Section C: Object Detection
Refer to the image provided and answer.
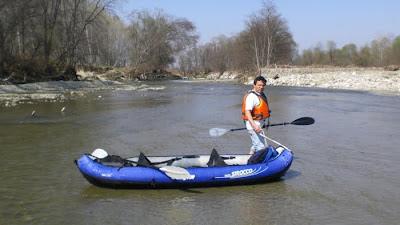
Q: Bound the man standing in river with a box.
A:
[241,76,271,154]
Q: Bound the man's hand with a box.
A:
[245,110,262,133]
[253,124,262,133]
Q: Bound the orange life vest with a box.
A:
[241,91,271,120]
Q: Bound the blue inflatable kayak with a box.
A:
[75,146,293,189]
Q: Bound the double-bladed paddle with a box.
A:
[209,117,315,137]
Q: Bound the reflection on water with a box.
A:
[1,81,400,225]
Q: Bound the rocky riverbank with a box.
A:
[207,67,400,95]
[0,68,179,107]
[260,67,400,95]
[0,80,165,107]
[1,66,399,107]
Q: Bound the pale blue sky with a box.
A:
[117,0,400,51]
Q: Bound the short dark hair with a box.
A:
[253,76,266,85]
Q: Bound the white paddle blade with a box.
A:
[160,166,195,180]
[91,148,108,159]
[209,128,229,137]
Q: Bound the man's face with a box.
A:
[253,80,266,93]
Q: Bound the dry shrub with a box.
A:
[2,56,77,83]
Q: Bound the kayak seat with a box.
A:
[247,146,277,164]
[207,149,228,167]
[137,152,154,167]
[247,148,269,164]
[96,155,135,167]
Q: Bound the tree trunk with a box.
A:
[253,35,260,72]
[85,26,93,64]
[41,0,61,66]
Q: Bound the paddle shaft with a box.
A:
[230,122,289,131]
[229,117,314,132]
[267,122,290,127]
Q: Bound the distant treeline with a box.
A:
[178,2,400,75]
[295,37,400,67]
[180,29,400,76]
[1,1,399,84]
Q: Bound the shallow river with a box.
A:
[1,81,399,225]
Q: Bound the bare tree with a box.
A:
[357,45,372,66]
[39,0,61,66]
[370,37,392,66]
[245,1,295,72]
[127,10,197,74]
[313,43,327,65]
[326,41,337,65]
[174,1,297,76]
[391,36,400,65]
[57,0,116,66]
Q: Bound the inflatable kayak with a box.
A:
[75,146,293,189]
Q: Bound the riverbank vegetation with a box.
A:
[1,0,399,84]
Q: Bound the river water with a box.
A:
[1,81,399,225]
